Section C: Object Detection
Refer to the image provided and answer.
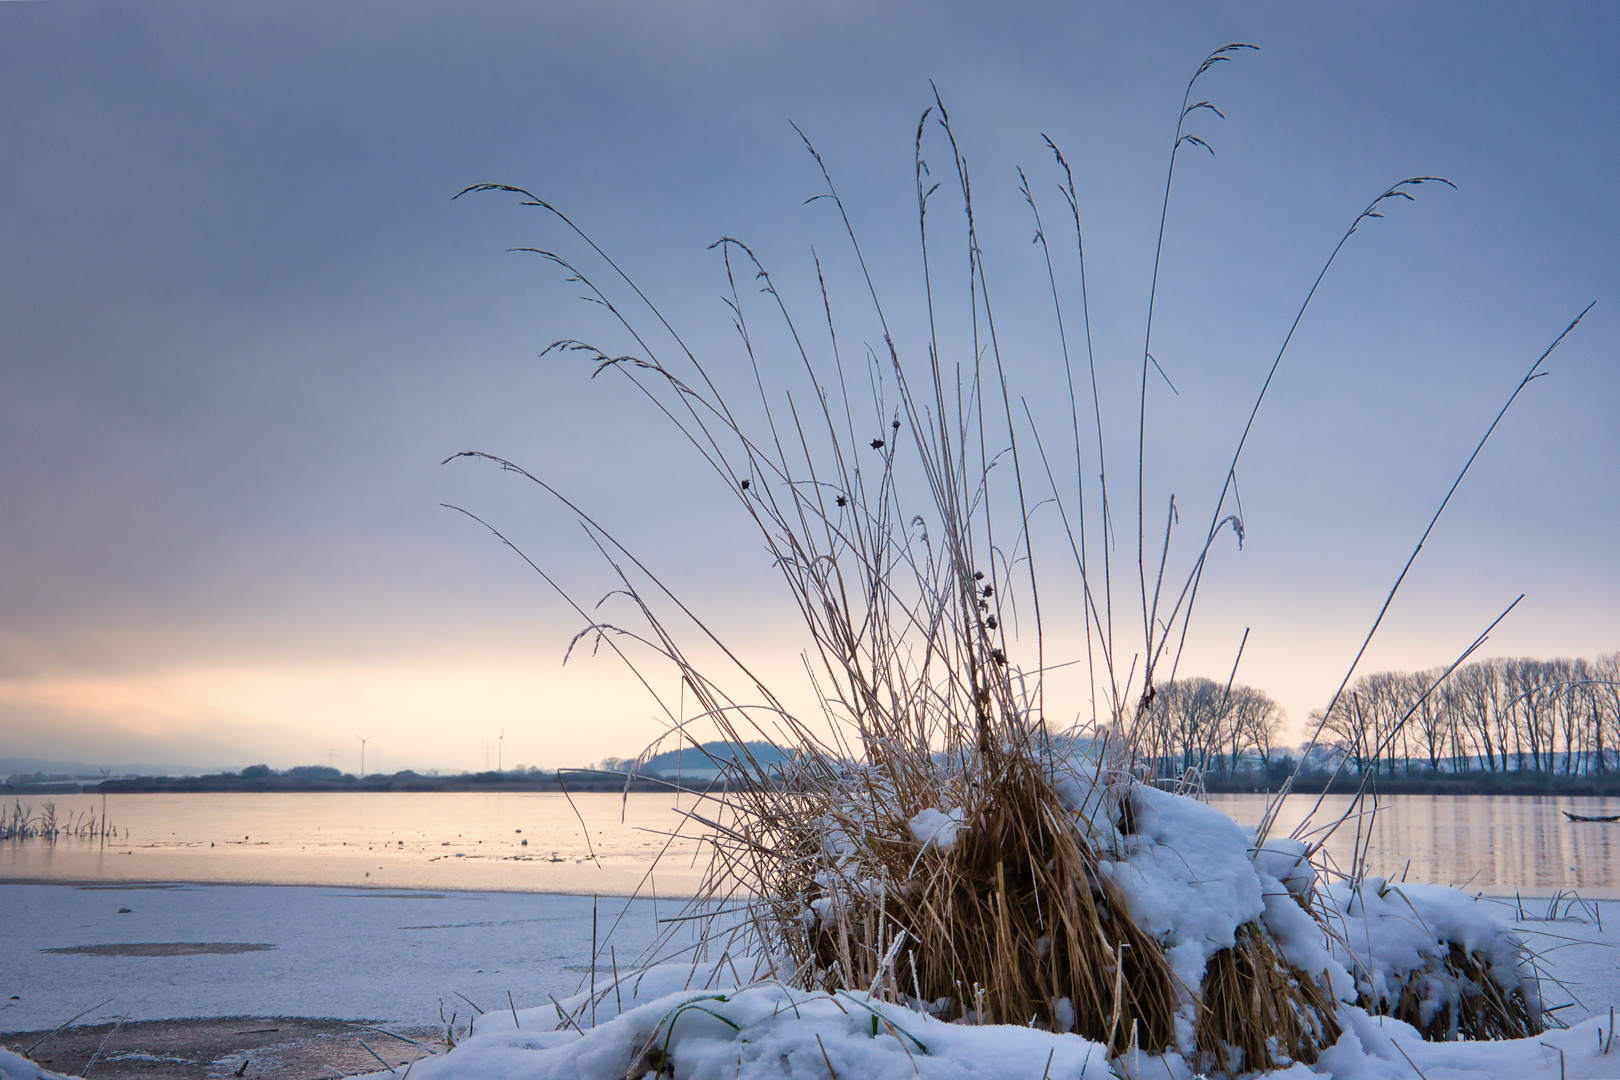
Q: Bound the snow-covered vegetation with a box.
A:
[380,39,1605,1077]
[332,786,1566,1077]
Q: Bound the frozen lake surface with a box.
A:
[7,790,1620,897]
[3,879,1617,1039]
[0,882,667,1033]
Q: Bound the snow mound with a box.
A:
[348,995,1615,1080]
[0,1047,72,1080]
[1098,783,1267,1002]
[396,980,1110,1080]
[1324,878,1542,1037]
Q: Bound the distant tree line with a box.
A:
[1136,653,1620,787]
[1311,653,1620,777]
[1137,677,1286,780]
[90,763,672,794]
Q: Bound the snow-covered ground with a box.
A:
[9,775,1620,1080]
[348,984,1620,1080]
[4,879,1617,1078]
[0,883,664,1032]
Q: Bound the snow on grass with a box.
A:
[1325,879,1541,1026]
[340,976,1617,1080]
[1099,784,1268,1003]
[6,1007,1617,1080]
[333,787,1604,1079]
[907,807,964,854]
[396,975,1111,1080]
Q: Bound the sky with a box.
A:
[1,1,1615,775]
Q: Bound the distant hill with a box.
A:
[639,741,795,780]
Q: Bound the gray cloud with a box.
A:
[1,1,1614,765]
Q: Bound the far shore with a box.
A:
[11,770,1620,798]
[4,770,688,796]
[1203,772,1620,797]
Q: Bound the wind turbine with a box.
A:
[498,728,505,773]
[355,734,372,779]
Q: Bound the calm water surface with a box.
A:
[1212,792,1620,897]
[0,791,711,895]
[5,791,1620,897]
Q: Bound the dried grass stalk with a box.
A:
[1196,921,1341,1071]
[769,739,1180,1054]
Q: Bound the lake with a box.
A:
[0,791,712,896]
[5,790,1620,897]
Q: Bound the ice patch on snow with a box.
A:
[908,807,964,853]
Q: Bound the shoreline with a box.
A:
[0,876,702,900]
[1205,776,1620,796]
[14,776,1620,797]
[4,1015,445,1080]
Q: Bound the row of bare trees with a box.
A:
[1138,677,1286,778]
[1309,654,1620,776]
[1139,654,1620,780]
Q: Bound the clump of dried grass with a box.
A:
[455,40,1588,1075]
[763,735,1181,1053]
[1197,921,1341,1070]
[1367,942,1541,1042]
[455,46,1332,1065]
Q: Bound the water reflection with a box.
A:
[4,791,1619,897]
[1211,793,1620,896]
[0,791,712,896]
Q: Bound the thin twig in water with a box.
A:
[26,998,114,1056]
[80,1013,126,1078]
[357,1039,397,1076]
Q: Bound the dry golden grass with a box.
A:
[1370,942,1540,1042]
[1197,921,1342,1070]
[452,42,1582,1075]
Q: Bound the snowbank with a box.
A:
[8,1007,1618,1080]
[1097,782,1538,1049]
[1099,784,1268,998]
[1322,879,1541,1039]
[371,974,1112,1080]
[326,785,1570,1079]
